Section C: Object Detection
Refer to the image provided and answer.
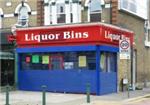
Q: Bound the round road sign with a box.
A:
[120,40,129,49]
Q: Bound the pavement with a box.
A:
[0,87,150,105]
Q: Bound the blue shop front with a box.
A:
[13,23,133,95]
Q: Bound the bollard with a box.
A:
[86,83,90,103]
[42,85,47,105]
[127,84,130,98]
[5,85,10,105]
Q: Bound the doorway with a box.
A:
[1,59,14,86]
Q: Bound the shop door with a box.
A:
[50,55,63,70]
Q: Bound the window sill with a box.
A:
[144,41,150,47]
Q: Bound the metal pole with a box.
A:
[5,85,10,105]
[42,85,47,105]
[127,59,130,98]
[86,83,90,103]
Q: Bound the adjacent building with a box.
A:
[0,0,37,91]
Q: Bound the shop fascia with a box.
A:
[24,30,130,43]
[104,30,129,41]
[25,31,89,42]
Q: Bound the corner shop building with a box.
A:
[14,23,133,95]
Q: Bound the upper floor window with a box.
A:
[122,0,137,13]
[89,0,102,22]
[57,3,66,23]
[18,6,29,26]
[44,0,81,25]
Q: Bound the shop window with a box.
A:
[100,52,117,72]
[89,0,102,22]
[20,51,96,71]
[18,6,28,27]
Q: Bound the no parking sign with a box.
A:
[119,39,131,59]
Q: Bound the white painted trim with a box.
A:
[56,0,65,3]
[0,8,3,28]
[72,3,78,23]
[78,4,81,23]
[0,11,36,18]
[0,8,3,15]
[6,2,12,6]
[0,17,1,29]
[44,0,49,3]
[105,4,111,8]
[85,0,90,7]
[118,0,121,10]
[52,4,57,24]
[15,3,31,14]
[44,5,50,25]
[4,14,14,18]
[145,41,150,47]
[65,3,71,24]
[31,11,37,15]
[87,6,90,22]
[101,0,105,5]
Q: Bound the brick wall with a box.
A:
[0,0,37,28]
[37,0,44,26]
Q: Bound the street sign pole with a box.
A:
[119,39,131,98]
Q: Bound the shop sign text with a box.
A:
[25,31,89,42]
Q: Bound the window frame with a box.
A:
[47,0,81,25]
[88,0,102,22]
[100,52,117,73]
[20,51,96,71]
[56,3,66,24]
[18,6,29,27]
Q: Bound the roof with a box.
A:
[16,22,134,34]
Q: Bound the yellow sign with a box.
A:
[100,54,105,70]
[79,56,86,67]
[42,56,49,64]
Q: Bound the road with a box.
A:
[125,96,150,105]
[126,98,150,105]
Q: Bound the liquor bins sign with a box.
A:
[119,39,131,59]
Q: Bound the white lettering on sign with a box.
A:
[63,31,88,39]
[104,30,129,41]
[25,31,89,42]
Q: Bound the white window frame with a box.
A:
[144,21,150,47]
[56,2,66,24]
[15,3,31,27]
[18,6,29,27]
[44,0,81,25]
[0,8,3,29]
[86,0,102,22]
